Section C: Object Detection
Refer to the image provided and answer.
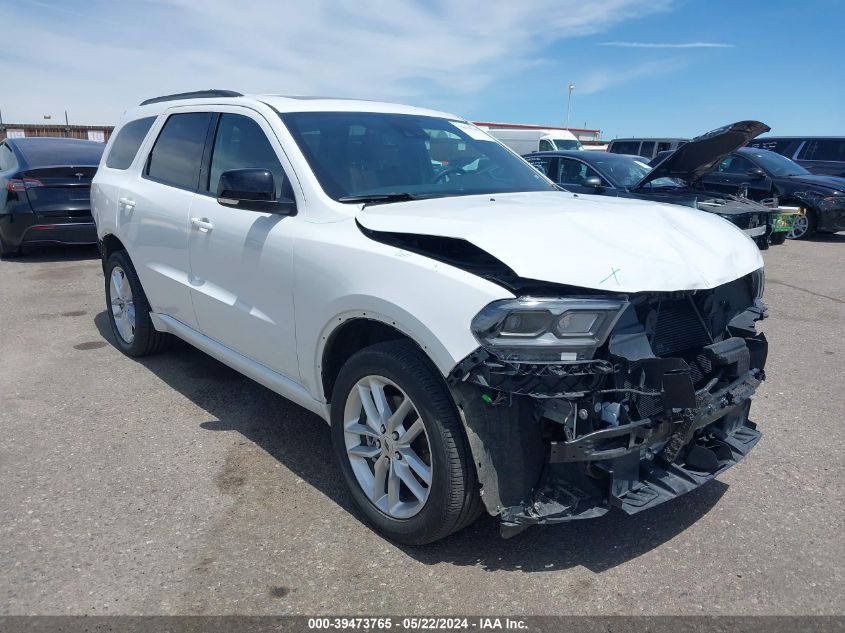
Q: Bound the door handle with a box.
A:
[119,197,135,211]
[190,217,214,232]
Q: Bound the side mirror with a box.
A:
[584,176,603,189]
[216,169,296,214]
[747,168,766,180]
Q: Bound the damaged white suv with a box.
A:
[92,91,768,544]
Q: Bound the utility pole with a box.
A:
[566,83,575,130]
[64,110,70,138]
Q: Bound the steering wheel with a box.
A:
[432,167,466,183]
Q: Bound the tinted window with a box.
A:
[106,116,156,169]
[609,141,640,155]
[525,156,554,177]
[556,158,603,186]
[741,150,809,177]
[656,142,672,153]
[0,143,16,171]
[639,141,655,158]
[15,138,104,167]
[718,155,756,174]
[206,114,289,199]
[281,112,554,200]
[539,139,554,152]
[146,112,212,190]
[751,138,800,157]
[799,139,845,162]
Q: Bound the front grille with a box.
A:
[650,298,711,356]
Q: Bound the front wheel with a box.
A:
[330,340,482,544]
[769,232,787,245]
[787,207,817,240]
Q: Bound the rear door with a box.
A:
[125,110,213,330]
[187,108,300,380]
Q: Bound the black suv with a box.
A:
[747,137,845,178]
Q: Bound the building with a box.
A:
[472,121,602,143]
[0,122,113,143]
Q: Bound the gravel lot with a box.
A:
[1,236,843,616]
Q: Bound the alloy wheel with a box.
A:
[343,375,432,519]
[109,265,136,344]
[787,209,810,239]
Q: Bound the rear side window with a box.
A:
[639,141,655,158]
[525,156,554,177]
[0,143,16,171]
[609,141,640,155]
[206,114,289,199]
[145,112,213,190]
[106,116,156,169]
[799,139,845,162]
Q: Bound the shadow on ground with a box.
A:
[807,232,845,243]
[8,243,100,263]
[95,311,728,574]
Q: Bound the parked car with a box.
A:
[747,136,845,177]
[480,127,583,153]
[93,90,768,544]
[525,121,778,249]
[700,147,845,239]
[607,137,687,160]
[0,137,104,257]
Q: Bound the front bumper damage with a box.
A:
[449,281,768,538]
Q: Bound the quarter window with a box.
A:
[145,112,213,190]
[206,114,289,199]
[106,116,156,170]
[0,143,16,171]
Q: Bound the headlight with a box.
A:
[750,267,765,299]
[471,297,627,361]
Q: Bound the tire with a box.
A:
[787,207,817,240]
[104,249,171,357]
[330,340,482,544]
[0,235,21,259]
[769,232,787,245]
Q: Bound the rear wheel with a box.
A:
[330,340,482,544]
[787,207,817,240]
[104,250,171,356]
[769,232,787,245]
[0,235,21,259]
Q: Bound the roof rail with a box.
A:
[139,90,243,106]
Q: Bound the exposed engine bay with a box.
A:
[448,272,768,537]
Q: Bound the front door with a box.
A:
[187,110,300,380]
[700,154,773,201]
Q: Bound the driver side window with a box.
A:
[539,139,554,152]
[718,155,755,174]
[556,158,602,186]
[207,114,291,200]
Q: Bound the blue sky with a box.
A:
[1,0,842,139]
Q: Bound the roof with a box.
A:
[751,135,845,140]
[128,93,460,121]
[610,137,688,142]
[473,121,600,134]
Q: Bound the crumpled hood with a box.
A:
[357,191,763,293]
[634,121,770,190]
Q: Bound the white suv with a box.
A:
[92,90,769,544]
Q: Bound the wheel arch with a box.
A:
[318,312,456,405]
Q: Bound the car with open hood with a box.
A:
[92,91,769,543]
[524,121,778,249]
[700,147,845,240]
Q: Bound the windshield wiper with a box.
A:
[338,192,428,208]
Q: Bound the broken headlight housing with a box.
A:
[471,297,627,361]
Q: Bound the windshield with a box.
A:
[279,112,556,201]
[554,139,583,151]
[742,149,810,177]
[590,155,683,188]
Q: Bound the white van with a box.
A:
[480,127,583,154]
